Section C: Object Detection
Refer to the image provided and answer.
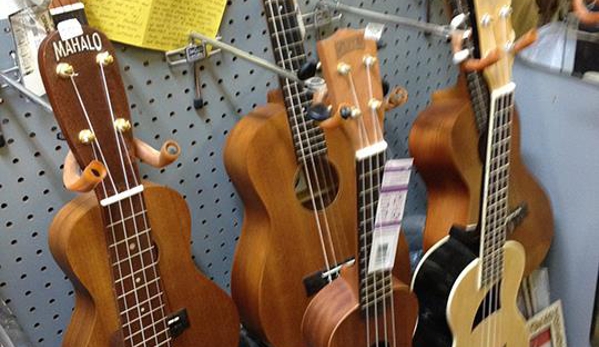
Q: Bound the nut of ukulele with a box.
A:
[134,139,181,168]
[63,151,107,193]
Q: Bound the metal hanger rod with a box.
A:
[0,72,53,113]
[189,32,303,84]
[322,1,454,38]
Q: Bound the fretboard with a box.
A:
[101,192,171,347]
[263,0,327,162]
[356,148,393,311]
[479,84,515,288]
[90,145,171,346]
[449,0,491,134]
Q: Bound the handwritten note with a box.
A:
[82,0,227,51]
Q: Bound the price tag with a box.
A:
[367,158,413,274]
[57,18,83,41]
[364,22,385,41]
[185,44,206,63]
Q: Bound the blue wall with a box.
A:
[514,60,599,347]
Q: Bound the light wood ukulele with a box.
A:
[411,0,532,346]
[408,0,553,277]
[302,29,418,347]
[39,25,239,347]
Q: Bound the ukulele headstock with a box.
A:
[316,29,386,154]
[471,0,515,90]
[39,26,135,196]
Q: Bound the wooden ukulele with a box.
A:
[223,1,412,346]
[39,25,239,347]
[411,0,532,346]
[301,29,418,347]
[408,0,554,277]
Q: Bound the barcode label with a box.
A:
[368,158,413,274]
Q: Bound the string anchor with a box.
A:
[96,52,114,66]
[56,63,75,78]
[114,118,132,133]
[78,129,95,144]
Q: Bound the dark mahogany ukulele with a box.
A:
[223,1,412,347]
[408,0,553,277]
[39,25,239,347]
[302,29,418,347]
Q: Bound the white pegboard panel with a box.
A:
[0,0,456,346]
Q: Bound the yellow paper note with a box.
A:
[82,0,227,51]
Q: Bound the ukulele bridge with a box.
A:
[166,308,190,338]
[303,257,355,297]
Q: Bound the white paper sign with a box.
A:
[368,158,413,274]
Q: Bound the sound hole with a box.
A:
[370,341,390,347]
[293,157,340,211]
[473,281,502,331]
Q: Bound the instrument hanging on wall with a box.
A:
[301,29,418,347]
[38,25,239,347]
[223,1,412,346]
[408,0,554,277]
[412,0,535,346]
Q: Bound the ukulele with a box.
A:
[411,0,532,346]
[223,1,412,346]
[301,29,418,347]
[39,25,239,346]
[408,0,554,277]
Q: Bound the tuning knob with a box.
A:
[382,79,390,97]
[307,103,331,122]
[298,59,319,81]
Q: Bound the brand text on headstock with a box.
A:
[52,32,103,61]
[334,36,365,59]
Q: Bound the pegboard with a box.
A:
[0,0,456,346]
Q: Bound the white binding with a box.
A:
[410,235,450,291]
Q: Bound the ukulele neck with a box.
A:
[479,82,515,289]
[450,0,491,134]
[356,144,393,311]
[263,0,327,163]
[89,139,171,344]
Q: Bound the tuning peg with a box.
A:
[63,151,107,193]
[450,13,467,30]
[134,139,181,168]
[511,29,537,54]
[298,59,319,81]
[382,79,390,97]
[307,103,332,122]
[462,49,501,72]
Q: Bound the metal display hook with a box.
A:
[188,32,303,84]
[0,69,53,114]
[320,0,462,39]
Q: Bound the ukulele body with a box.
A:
[49,183,240,347]
[408,79,554,276]
[411,227,527,347]
[301,265,418,347]
[224,97,413,347]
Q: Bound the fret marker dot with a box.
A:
[141,307,145,312]
[129,243,136,251]
[135,277,141,284]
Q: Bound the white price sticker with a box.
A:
[57,18,83,41]
[367,158,413,274]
